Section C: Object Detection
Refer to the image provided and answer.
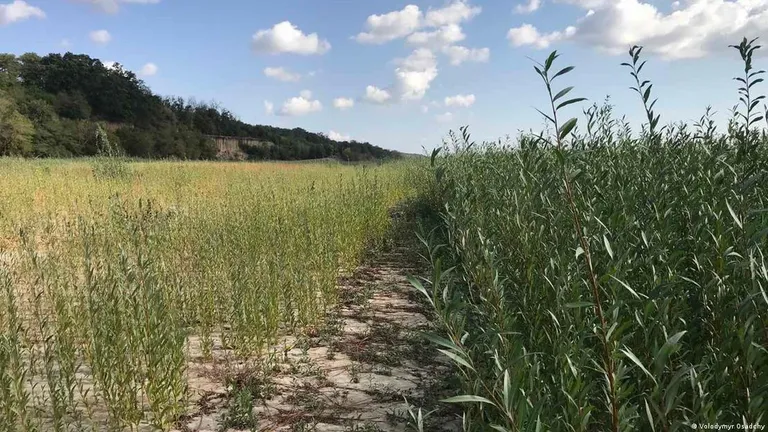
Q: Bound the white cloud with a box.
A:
[328,130,352,141]
[407,24,465,49]
[0,1,44,25]
[60,39,72,49]
[511,0,768,60]
[333,97,355,110]
[103,61,117,70]
[435,112,454,123]
[442,45,490,65]
[73,0,158,14]
[264,100,274,115]
[445,94,476,107]
[395,48,438,101]
[354,2,484,103]
[364,85,392,104]
[278,94,323,116]
[516,0,542,14]
[424,1,481,27]
[252,21,330,55]
[355,4,423,44]
[507,23,576,49]
[139,62,158,76]
[264,66,301,82]
[89,29,112,45]
[421,105,429,113]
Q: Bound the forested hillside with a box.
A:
[0,52,398,161]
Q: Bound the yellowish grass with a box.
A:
[0,157,423,431]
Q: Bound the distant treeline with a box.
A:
[0,52,399,161]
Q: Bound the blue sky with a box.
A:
[1,0,767,153]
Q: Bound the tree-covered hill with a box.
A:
[0,52,399,161]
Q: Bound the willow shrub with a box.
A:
[413,40,768,431]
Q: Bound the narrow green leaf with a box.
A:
[534,108,555,124]
[603,234,614,259]
[553,86,574,102]
[423,332,460,352]
[558,118,578,141]
[726,200,743,229]
[620,347,657,384]
[442,395,495,405]
[544,51,558,72]
[565,301,593,308]
[643,85,652,103]
[438,349,475,371]
[644,399,656,432]
[552,66,575,80]
[557,97,588,110]
[610,275,647,300]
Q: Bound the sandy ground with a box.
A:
[175,244,460,432]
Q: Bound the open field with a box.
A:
[4,33,768,432]
[0,158,425,431]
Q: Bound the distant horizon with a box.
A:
[2,0,767,153]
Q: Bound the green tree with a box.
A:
[0,54,20,88]
[0,93,35,155]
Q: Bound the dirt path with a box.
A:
[178,230,459,431]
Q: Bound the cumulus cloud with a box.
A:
[445,94,475,107]
[252,21,330,55]
[354,1,484,102]
[510,0,768,59]
[89,29,112,45]
[394,48,438,101]
[103,61,117,70]
[508,23,576,49]
[355,4,423,44]
[139,62,158,76]
[73,0,158,14]
[328,130,351,141]
[515,0,542,14]
[333,97,355,110]
[407,24,465,49]
[435,112,454,123]
[363,85,392,104]
[278,93,322,116]
[0,1,44,25]
[442,45,489,65]
[424,1,481,27]
[264,66,301,82]
[264,100,274,115]
[355,1,480,45]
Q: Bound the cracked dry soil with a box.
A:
[177,238,461,432]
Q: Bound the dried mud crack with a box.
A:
[178,239,460,432]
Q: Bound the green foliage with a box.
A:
[415,38,768,431]
[53,91,91,120]
[730,37,765,157]
[91,124,131,180]
[0,92,34,156]
[0,51,396,161]
[0,159,420,430]
[622,46,662,139]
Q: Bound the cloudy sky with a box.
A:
[1,0,768,153]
